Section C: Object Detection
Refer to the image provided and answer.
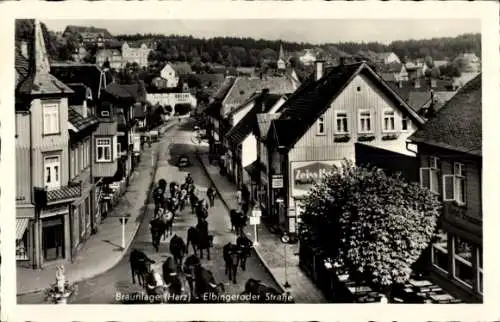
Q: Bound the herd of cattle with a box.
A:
[125,177,291,303]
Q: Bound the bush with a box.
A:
[300,160,441,291]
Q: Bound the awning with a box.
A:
[16,218,30,240]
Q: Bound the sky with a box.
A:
[43,19,481,45]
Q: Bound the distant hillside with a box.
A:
[14,19,480,69]
[115,32,481,67]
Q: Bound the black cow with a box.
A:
[183,254,201,298]
[236,235,253,271]
[195,203,208,224]
[223,242,241,284]
[149,213,174,252]
[169,234,186,266]
[162,255,184,297]
[129,249,155,286]
[169,182,178,198]
[243,278,284,303]
[186,221,213,260]
[230,209,247,236]
[193,264,225,302]
[190,193,199,214]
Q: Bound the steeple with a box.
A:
[277,42,286,72]
[278,43,285,61]
[34,19,51,75]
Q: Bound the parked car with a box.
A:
[176,155,192,168]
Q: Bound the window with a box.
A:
[432,229,449,273]
[43,103,60,135]
[101,111,110,117]
[335,112,348,134]
[96,138,112,162]
[117,142,122,156]
[420,156,440,194]
[317,116,325,135]
[453,236,473,288]
[443,162,467,205]
[383,110,396,132]
[402,116,410,131]
[358,110,372,133]
[44,156,61,190]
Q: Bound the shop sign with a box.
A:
[250,216,261,225]
[290,160,344,197]
[132,134,141,152]
[271,175,284,188]
[443,202,482,234]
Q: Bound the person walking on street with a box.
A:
[207,186,216,207]
[236,188,242,207]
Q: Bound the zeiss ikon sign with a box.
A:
[291,160,343,196]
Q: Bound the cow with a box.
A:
[230,209,247,236]
[149,211,174,252]
[195,203,208,224]
[153,180,167,214]
[223,242,241,284]
[169,182,178,199]
[169,234,186,267]
[129,249,155,286]
[190,193,199,214]
[161,255,185,298]
[242,278,284,303]
[144,268,167,303]
[236,235,253,271]
[183,254,201,298]
[186,221,213,260]
[193,264,225,302]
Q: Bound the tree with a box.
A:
[300,161,440,298]
[439,63,461,78]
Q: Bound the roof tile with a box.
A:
[409,74,481,156]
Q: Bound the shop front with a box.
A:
[286,160,344,235]
[429,202,482,302]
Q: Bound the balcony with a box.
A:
[46,181,82,205]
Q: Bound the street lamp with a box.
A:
[280,232,291,289]
[251,205,262,246]
[119,214,131,250]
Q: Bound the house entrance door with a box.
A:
[42,216,65,261]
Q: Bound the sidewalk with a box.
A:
[17,122,176,295]
[197,153,326,303]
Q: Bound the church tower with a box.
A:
[277,43,286,72]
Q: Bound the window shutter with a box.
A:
[443,174,455,201]
[420,168,431,189]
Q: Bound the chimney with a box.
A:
[82,99,88,118]
[426,90,436,118]
[20,41,29,59]
[315,60,325,81]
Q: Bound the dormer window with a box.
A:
[42,102,60,135]
[101,111,110,117]
[317,115,325,135]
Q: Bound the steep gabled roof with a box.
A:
[409,74,481,157]
[103,82,146,102]
[50,63,107,101]
[222,76,296,112]
[213,76,237,101]
[68,106,99,133]
[274,62,424,151]
[226,93,282,145]
[256,113,281,140]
